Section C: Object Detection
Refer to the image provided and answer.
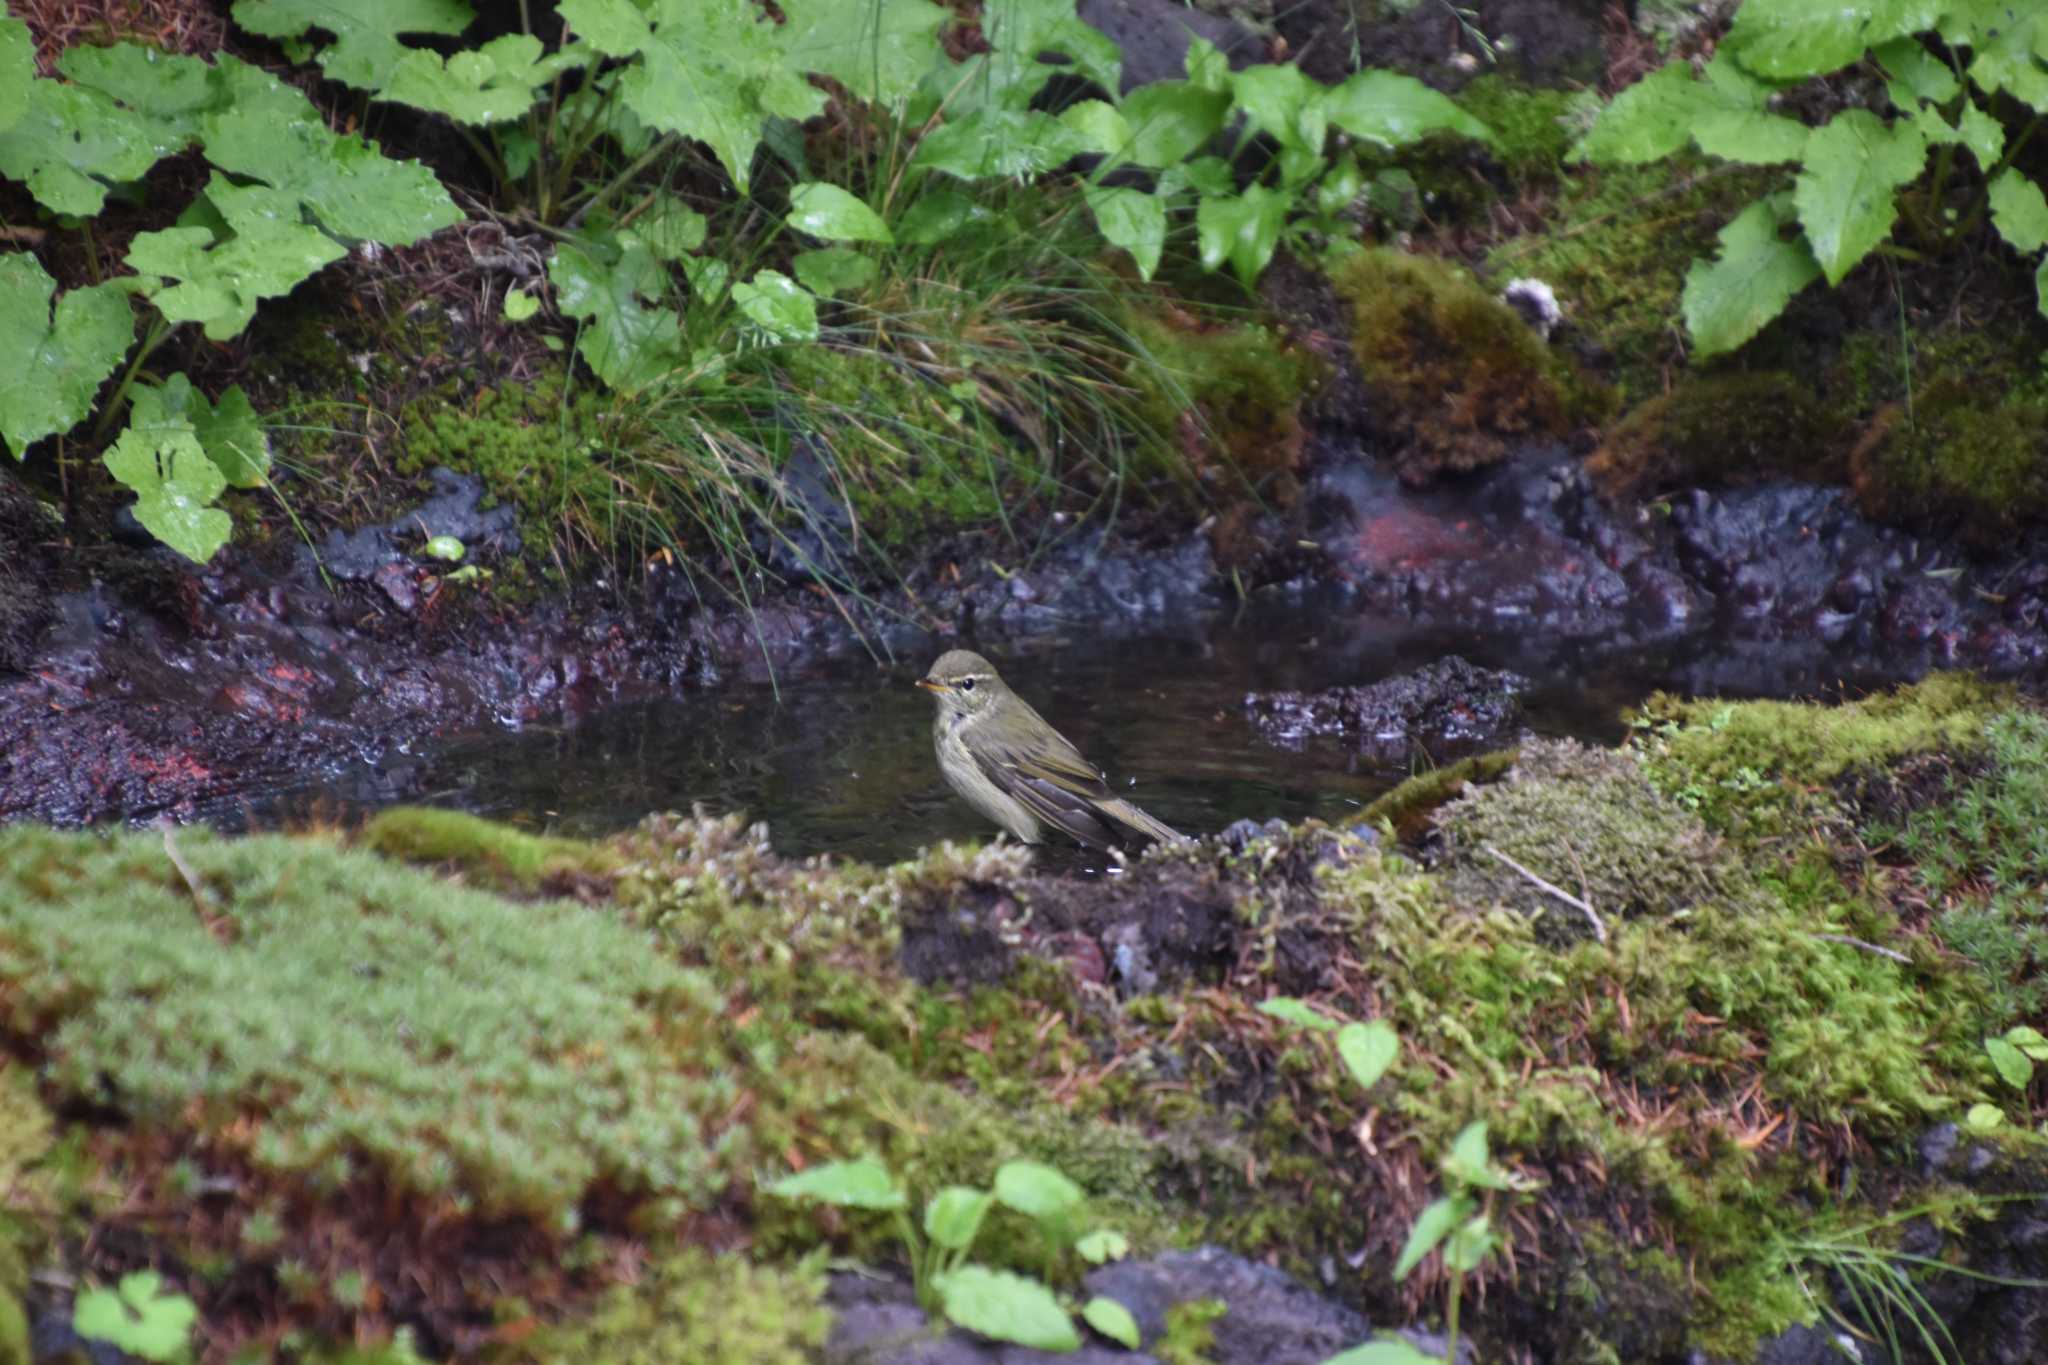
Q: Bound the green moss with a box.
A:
[1855,370,2048,549]
[1587,369,1846,496]
[1332,248,1614,481]
[1358,749,1519,842]
[359,806,618,894]
[1122,308,1320,492]
[518,1248,831,1364]
[1455,76,1575,182]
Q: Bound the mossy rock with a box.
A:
[1851,373,2048,549]
[1122,305,1321,496]
[360,806,619,895]
[1587,369,1847,497]
[1332,248,1614,482]
[515,1248,831,1364]
[1358,747,1518,842]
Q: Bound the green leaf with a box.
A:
[1793,109,1928,284]
[1335,1021,1399,1090]
[382,33,589,125]
[1964,1100,2005,1132]
[993,1159,1085,1219]
[1083,185,1165,280]
[1195,185,1290,284]
[788,182,893,243]
[1324,69,1490,151]
[636,194,709,261]
[105,424,232,564]
[1955,0,2048,109]
[896,188,994,245]
[0,254,133,459]
[1258,997,1339,1031]
[1392,1194,1470,1280]
[422,534,465,562]
[1989,169,2048,255]
[1986,1035,2035,1089]
[1184,36,1230,92]
[0,79,178,215]
[558,0,651,55]
[1117,81,1229,168]
[502,287,541,321]
[58,42,219,146]
[1725,0,1944,81]
[1058,99,1132,157]
[230,0,476,92]
[933,1265,1081,1352]
[1074,1229,1130,1264]
[1440,1121,1496,1186]
[550,238,685,392]
[913,108,1088,179]
[924,1186,995,1251]
[1570,61,1696,164]
[1232,63,1327,153]
[1874,37,1960,104]
[1321,1340,1445,1365]
[1955,101,2006,170]
[732,269,819,342]
[1691,54,1811,164]
[201,93,462,245]
[792,247,877,297]
[1681,193,1821,356]
[763,1156,908,1210]
[0,20,31,134]
[1442,1211,1499,1274]
[1574,54,1803,166]
[779,0,950,106]
[127,180,349,340]
[1082,1295,1141,1348]
[2007,1024,2048,1061]
[130,373,270,488]
[2032,254,2047,323]
[976,0,1121,111]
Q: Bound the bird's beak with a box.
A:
[916,677,946,693]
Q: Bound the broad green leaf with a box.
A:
[1793,109,1928,283]
[681,255,730,303]
[1083,185,1165,279]
[1575,54,1801,166]
[732,269,820,342]
[127,180,349,340]
[1082,1296,1141,1349]
[0,20,30,134]
[1074,1229,1130,1264]
[779,0,950,106]
[1321,1339,1444,1365]
[792,247,877,297]
[1257,997,1339,1031]
[58,42,218,145]
[1874,37,1959,105]
[1058,99,1131,157]
[0,79,177,215]
[201,100,461,246]
[924,1186,995,1250]
[896,188,994,245]
[1195,185,1290,284]
[1986,1035,2035,1089]
[913,108,1088,179]
[933,1266,1081,1352]
[636,194,709,261]
[0,255,133,459]
[130,373,271,488]
[1185,36,1230,92]
[383,34,590,125]
[763,1156,907,1210]
[104,424,232,564]
[1725,0,1944,81]
[993,1159,1085,1218]
[1955,1,2048,109]
[1956,102,2006,170]
[1232,63,1327,153]
[1692,54,1810,164]
[1324,69,1489,151]
[1681,193,1822,356]
[1118,81,1230,168]
[1167,155,1235,198]
[1570,61,1697,164]
[977,0,1121,110]
[230,0,475,92]
[1964,1101,2005,1132]
[550,238,686,391]
[2008,1024,2048,1060]
[1989,169,2048,255]
[1335,1020,1399,1090]
[788,182,893,243]
[1392,1194,1470,1280]
[557,0,651,55]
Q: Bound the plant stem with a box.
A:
[91,314,176,444]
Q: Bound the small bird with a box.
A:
[917,649,1188,851]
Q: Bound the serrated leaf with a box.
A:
[1393,1194,1470,1280]
[763,1156,907,1209]
[1571,61,1697,164]
[1118,81,1230,168]
[557,0,651,55]
[1257,997,1339,1031]
[1184,36,1230,92]
[1083,1296,1141,1348]
[732,269,819,342]
[1326,68,1489,150]
[1232,63,1327,153]
[913,107,1089,179]
[1874,37,1960,104]
[105,424,232,564]
[382,33,589,125]
[230,0,475,92]
[1957,1,2048,109]
[128,179,348,340]
[1575,53,1802,166]
[993,1159,1084,1218]
[1725,0,1944,81]
[1058,99,1131,156]
[1692,54,1810,164]
[550,238,685,392]
[130,373,271,488]
[792,247,877,297]
[976,0,1121,111]
[933,1266,1081,1351]
[0,20,31,134]
[1335,1020,1399,1090]
[779,0,949,106]
[634,194,708,262]
[1986,1035,2035,1088]
[58,42,219,146]
[0,255,134,459]
[1989,169,2048,254]
[1794,109,1928,283]
[0,79,178,215]
[1956,101,2006,170]
[788,182,893,243]
[1083,184,1165,279]
[924,1186,995,1250]
[1195,184,1290,284]
[201,98,461,245]
[1681,193,1821,356]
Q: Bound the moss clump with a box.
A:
[1587,369,1846,497]
[1358,748,1519,841]
[395,383,619,555]
[1122,307,1320,495]
[1454,75,1576,183]
[1851,370,2048,549]
[360,806,618,895]
[0,824,737,1221]
[517,1248,830,1364]
[1332,248,1613,482]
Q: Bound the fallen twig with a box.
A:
[1484,843,1608,944]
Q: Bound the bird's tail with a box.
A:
[1102,798,1190,847]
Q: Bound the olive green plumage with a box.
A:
[917,649,1188,851]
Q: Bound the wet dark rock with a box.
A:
[309,467,520,581]
[1077,0,1264,93]
[1245,656,1529,757]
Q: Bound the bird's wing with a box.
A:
[973,731,1124,850]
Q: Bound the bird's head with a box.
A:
[917,649,1006,718]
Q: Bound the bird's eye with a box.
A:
[960,678,976,691]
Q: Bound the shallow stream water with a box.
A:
[298,606,1905,865]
